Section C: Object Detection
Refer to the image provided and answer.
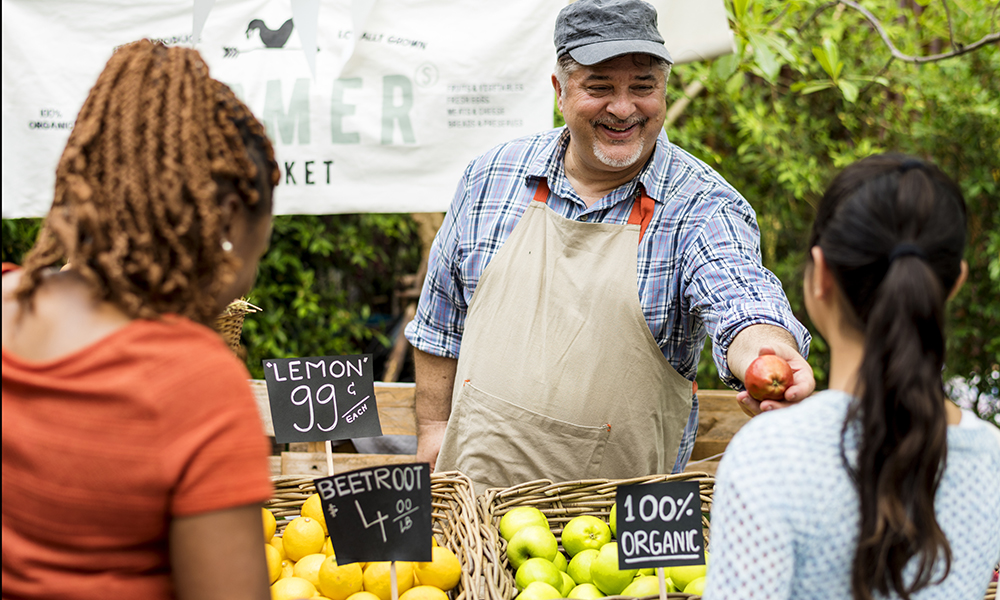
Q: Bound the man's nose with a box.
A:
[606,91,636,119]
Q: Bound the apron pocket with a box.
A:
[440,382,610,490]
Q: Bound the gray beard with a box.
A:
[593,136,645,169]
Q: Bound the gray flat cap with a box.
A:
[554,0,673,65]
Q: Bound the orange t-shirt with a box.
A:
[1,314,273,599]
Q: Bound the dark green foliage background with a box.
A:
[3,0,997,422]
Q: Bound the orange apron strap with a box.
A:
[534,179,654,241]
[533,179,550,203]
[627,187,656,242]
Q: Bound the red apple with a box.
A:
[745,355,793,401]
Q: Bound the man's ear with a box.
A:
[948,259,969,301]
[551,74,564,114]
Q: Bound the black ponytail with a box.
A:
[808,154,967,600]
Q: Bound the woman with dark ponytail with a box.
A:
[703,154,1000,599]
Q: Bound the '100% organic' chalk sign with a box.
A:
[316,463,433,563]
[615,481,705,569]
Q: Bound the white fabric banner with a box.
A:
[1,0,733,218]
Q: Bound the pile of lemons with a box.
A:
[263,494,463,600]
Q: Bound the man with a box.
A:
[404,0,814,492]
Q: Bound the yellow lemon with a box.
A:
[280,560,296,580]
[398,585,449,600]
[293,553,328,588]
[323,536,336,556]
[363,561,414,600]
[270,536,287,561]
[346,592,382,600]
[263,507,277,541]
[271,576,317,600]
[265,543,283,584]
[413,546,462,591]
[301,493,329,535]
[317,555,364,600]
[283,517,326,562]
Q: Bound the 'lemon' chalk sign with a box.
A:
[262,354,381,443]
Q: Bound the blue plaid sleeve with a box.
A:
[683,193,811,388]
[403,169,472,359]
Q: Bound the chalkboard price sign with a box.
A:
[262,354,382,444]
[615,481,705,569]
[315,463,433,563]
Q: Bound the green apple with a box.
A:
[620,575,665,597]
[551,551,568,572]
[567,583,605,599]
[515,581,562,600]
[683,576,706,595]
[636,568,654,577]
[666,552,709,591]
[561,515,612,557]
[499,507,549,542]
[589,542,637,596]
[515,557,562,591]
[507,525,559,570]
[566,548,599,585]
[608,504,617,538]
[558,571,576,597]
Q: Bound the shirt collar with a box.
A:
[524,127,674,204]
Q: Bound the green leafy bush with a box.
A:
[668,0,999,423]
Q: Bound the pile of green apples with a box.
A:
[499,506,708,600]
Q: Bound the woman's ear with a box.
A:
[807,246,835,300]
[947,260,969,301]
[217,192,242,248]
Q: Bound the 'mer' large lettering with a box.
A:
[381,75,415,145]
[264,78,311,145]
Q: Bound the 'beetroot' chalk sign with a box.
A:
[315,463,433,563]
[262,354,381,443]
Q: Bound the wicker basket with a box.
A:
[478,473,715,600]
[265,471,484,600]
[985,581,996,600]
[213,298,260,353]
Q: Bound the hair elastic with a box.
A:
[899,159,924,173]
[889,242,926,262]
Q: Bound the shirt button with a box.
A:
[579,215,589,222]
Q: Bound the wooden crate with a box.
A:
[251,382,751,479]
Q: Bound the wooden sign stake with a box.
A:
[657,567,668,600]
[325,440,335,476]
[390,561,399,600]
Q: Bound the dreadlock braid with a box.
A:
[15,39,278,325]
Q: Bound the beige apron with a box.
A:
[436,180,693,493]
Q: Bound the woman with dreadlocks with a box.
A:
[703,154,1000,599]
[2,40,279,600]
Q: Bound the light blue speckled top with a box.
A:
[703,390,1000,599]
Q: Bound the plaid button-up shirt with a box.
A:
[405,127,810,472]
